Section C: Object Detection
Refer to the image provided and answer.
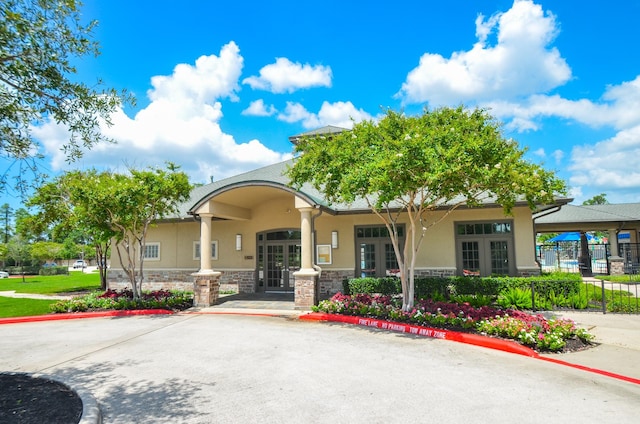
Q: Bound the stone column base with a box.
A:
[609,257,624,276]
[192,272,222,307]
[293,270,319,310]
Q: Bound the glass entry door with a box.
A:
[265,242,300,292]
[357,241,401,277]
[355,225,404,278]
[458,238,511,276]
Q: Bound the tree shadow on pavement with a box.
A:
[52,360,210,423]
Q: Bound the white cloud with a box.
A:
[568,125,640,200]
[242,99,277,116]
[243,57,332,93]
[277,101,373,129]
[398,0,571,105]
[149,43,242,104]
[277,102,320,127]
[551,149,564,164]
[567,186,582,202]
[34,41,291,184]
[532,147,545,158]
[488,76,640,132]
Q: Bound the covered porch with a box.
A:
[189,183,321,309]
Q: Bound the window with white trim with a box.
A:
[194,241,218,260]
[144,242,160,260]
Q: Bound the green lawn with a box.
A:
[0,297,58,318]
[0,272,102,318]
[0,271,101,294]
[602,274,640,283]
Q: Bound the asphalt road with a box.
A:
[1,313,640,423]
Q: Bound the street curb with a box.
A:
[0,309,174,325]
[300,312,640,386]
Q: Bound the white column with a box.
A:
[299,207,314,271]
[609,228,620,258]
[294,206,319,309]
[199,213,214,273]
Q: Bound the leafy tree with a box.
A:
[30,241,62,264]
[0,203,12,243]
[29,169,116,289]
[0,0,133,196]
[102,164,192,298]
[29,164,192,296]
[582,194,609,240]
[583,193,608,205]
[7,234,31,279]
[287,107,566,311]
[0,242,7,269]
[61,236,81,266]
[537,233,558,244]
[13,208,43,242]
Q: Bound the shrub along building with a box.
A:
[107,127,570,309]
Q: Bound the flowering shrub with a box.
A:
[313,292,594,352]
[477,310,593,351]
[50,289,194,313]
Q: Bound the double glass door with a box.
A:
[358,241,400,277]
[265,243,301,292]
[459,239,511,276]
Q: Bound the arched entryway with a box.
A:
[256,230,302,292]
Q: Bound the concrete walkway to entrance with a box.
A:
[212,292,297,311]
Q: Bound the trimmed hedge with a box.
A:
[344,274,581,301]
[3,265,41,275]
[343,277,400,296]
[39,266,70,276]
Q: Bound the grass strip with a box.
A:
[0,272,100,294]
[0,297,57,318]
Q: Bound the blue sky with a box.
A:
[10,0,640,208]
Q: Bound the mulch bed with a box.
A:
[0,373,82,424]
[560,336,595,353]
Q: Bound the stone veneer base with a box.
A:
[107,266,531,296]
[107,269,256,293]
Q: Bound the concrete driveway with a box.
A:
[1,313,640,423]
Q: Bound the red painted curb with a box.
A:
[0,309,174,324]
[300,312,536,357]
[538,356,640,385]
[300,312,640,386]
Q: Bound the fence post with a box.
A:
[601,280,606,314]
[531,281,536,311]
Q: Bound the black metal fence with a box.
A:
[537,243,610,274]
[529,279,640,314]
[620,243,640,274]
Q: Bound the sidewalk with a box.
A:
[0,290,72,300]
[539,311,640,381]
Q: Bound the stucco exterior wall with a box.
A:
[312,205,536,273]
[107,199,540,291]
